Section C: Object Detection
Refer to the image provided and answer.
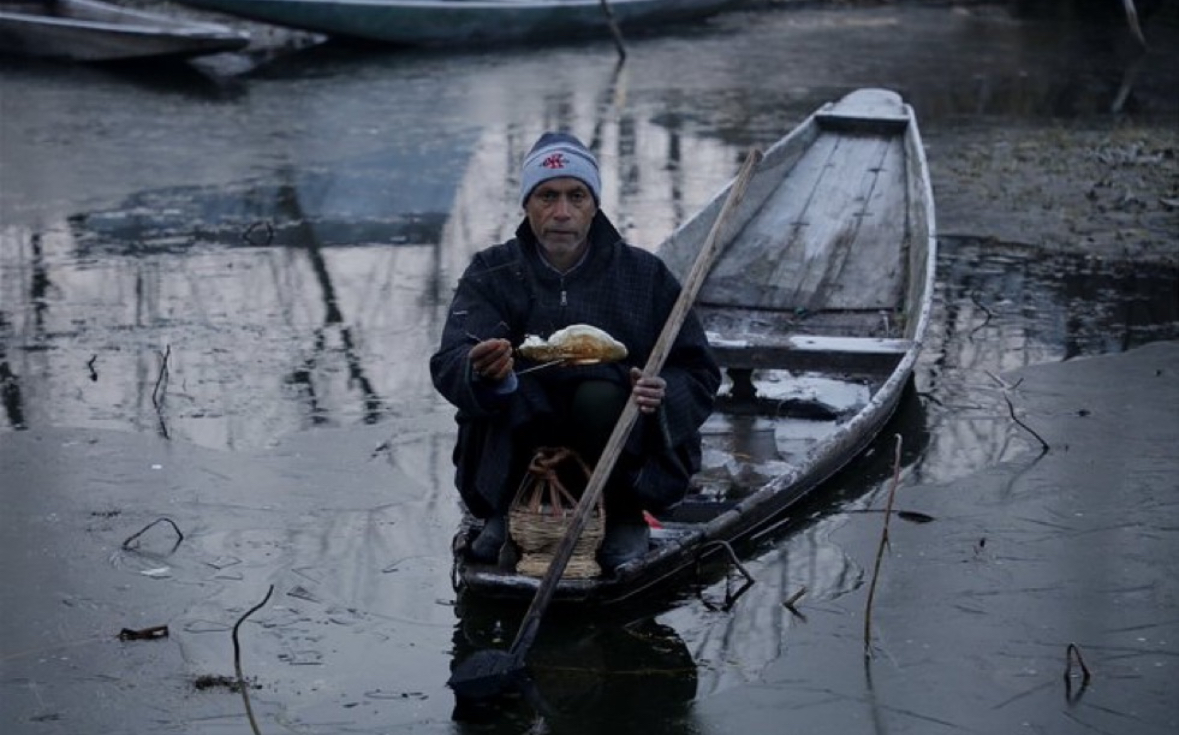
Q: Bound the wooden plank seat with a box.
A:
[710,333,913,374]
[709,333,913,415]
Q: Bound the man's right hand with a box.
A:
[469,339,514,382]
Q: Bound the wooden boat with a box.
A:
[169,0,743,46]
[453,88,937,606]
[0,0,250,62]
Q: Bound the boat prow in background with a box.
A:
[0,0,250,62]
[454,88,938,607]
[169,0,744,47]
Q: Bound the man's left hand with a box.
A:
[630,368,666,414]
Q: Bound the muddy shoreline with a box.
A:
[931,121,1177,264]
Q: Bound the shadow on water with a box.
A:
[449,604,698,733]
[441,382,929,726]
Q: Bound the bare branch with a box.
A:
[151,345,171,408]
[122,517,184,550]
[1003,393,1050,456]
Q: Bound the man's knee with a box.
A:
[568,379,628,459]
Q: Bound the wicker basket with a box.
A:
[508,447,604,579]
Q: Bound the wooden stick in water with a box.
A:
[599,0,627,61]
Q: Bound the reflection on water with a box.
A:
[2,5,1175,451]
[919,236,1179,485]
[0,76,742,448]
[652,382,931,698]
[0,221,445,448]
[2,214,1174,454]
[450,606,698,733]
[67,143,473,252]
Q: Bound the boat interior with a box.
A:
[683,109,921,507]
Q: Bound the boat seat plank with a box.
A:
[814,114,911,135]
[710,333,912,372]
[814,87,912,133]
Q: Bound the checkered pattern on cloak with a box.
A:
[430,211,721,517]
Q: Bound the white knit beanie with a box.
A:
[519,132,601,205]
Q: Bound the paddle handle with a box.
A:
[508,148,764,658]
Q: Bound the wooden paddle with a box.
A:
[448,147,764,703]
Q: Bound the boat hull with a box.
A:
[170,0,743,46]
[0,0,249,62]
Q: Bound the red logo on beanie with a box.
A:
[541,153,567,169]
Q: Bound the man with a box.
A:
[430,132,720,572]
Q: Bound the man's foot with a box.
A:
[468,515,506,562]
[597,519,650,572]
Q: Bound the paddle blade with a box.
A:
[447,648,526,702]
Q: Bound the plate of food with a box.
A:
[517,324,627,370]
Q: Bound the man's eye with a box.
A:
[569,191,586,204]
[539,192,558,204]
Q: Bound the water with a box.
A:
[1,3,1177,734]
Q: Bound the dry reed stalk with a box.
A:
[151,344,171,408]
[234,585,274,735]
[863,434,903,658]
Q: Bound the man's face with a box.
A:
[524,178,597,266]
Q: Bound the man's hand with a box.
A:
[630,367,666,414]
[469,339,514,382]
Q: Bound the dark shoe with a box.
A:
[469,515,506,562]
[597,520,650,572]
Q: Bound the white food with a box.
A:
[518,324,628,364]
